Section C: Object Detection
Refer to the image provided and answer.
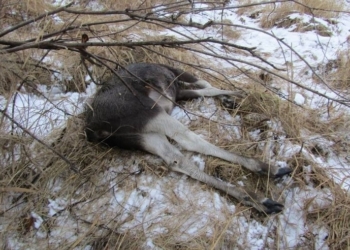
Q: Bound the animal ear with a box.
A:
[97,130,111,138]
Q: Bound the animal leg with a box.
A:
[140,133,284,214]
[145,113,292,178]
[177,79,247,102]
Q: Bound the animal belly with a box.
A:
[148,90,175,114]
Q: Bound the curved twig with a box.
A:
[0,109,79,173]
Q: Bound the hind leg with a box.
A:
[145,112,292,178]
[140,132,284,214]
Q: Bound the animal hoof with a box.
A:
[257,163,292,178]
[274,167,293,178]
[262,198,284,214]
[218,95,239,109]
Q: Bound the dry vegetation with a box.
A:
[238,0,345,34]
[1,0,350,249]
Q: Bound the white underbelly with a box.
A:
[148,90,175,114]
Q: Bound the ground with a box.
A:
[0,0,350,249]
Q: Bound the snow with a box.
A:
[279,186,333,249]
[294,93,305,105]
[48,198,68,216]
[236,217,270,249]
[2,0,350,249]
[31,212,44,229]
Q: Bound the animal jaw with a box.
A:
[85,63,292,214]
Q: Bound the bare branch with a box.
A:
[0,2,75,38]
[1,38,255,53]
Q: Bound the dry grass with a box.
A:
[1,0,50,27]
[236,0,345,30]
[1,0,350,249]
[324,49,350,90]
[1,70,350,249]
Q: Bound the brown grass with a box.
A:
[235,0,345,29]
[327,49,350,90]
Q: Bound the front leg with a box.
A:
[177,80,247,101]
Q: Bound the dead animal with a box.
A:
[85,63,292,214]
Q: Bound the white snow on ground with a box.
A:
[1,0,350,249]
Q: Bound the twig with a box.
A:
[0,110,79,173]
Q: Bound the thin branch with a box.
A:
[0,38,255,54]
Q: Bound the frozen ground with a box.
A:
[1,1,350,249]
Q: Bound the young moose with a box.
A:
[85,63,292,214]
